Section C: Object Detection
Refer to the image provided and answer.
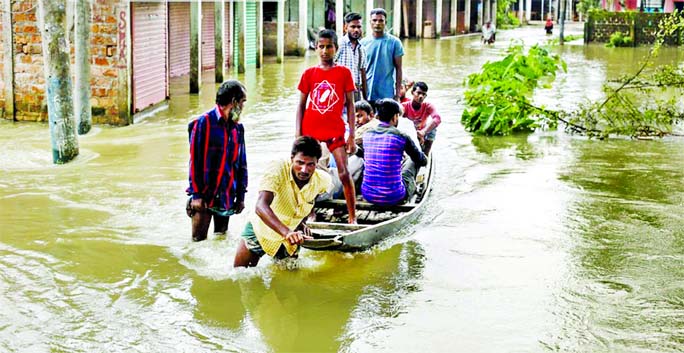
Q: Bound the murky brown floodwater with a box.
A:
[2,23,684,352]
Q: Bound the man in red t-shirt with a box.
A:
[296,29,357,224]
[401,81,441,156]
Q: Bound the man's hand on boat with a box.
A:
[285,230,312,245]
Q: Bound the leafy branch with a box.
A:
[461,10,684,139]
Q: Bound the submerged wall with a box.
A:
[585,10,682,45]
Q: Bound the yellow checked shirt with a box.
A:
[252,159,333,256]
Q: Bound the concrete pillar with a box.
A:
[2,0,15,120]
[478,0,483,28]
[257,0,263,69]
[336,0,344,38]
[366,0,373,38]
[299,0,308,55]
[236,0,245,73]
[484,0,489,22]
[465,0,471,32]
[277,0,284,63]
[492,0,497,26]
[190,1,201,93]
[116,3,131,124]
[436,0,443,37]
[416,0,423,37]
[451,0,458,34]
[215,0,224,83]
[555,0,559,23]
[393,0,401,36]
[518,0,523,23]
[38,0,79,163]
[526,0,532,22]
[74,0,91,134]
[228,1,234,68]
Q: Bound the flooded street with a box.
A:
[2,24,684,352]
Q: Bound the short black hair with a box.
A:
[344,12,362,23]
[354,100,373,115]
[317,29,338,49]
[291,136,322,160]
[216,80,246,106]
[375,99,401,123]
[412,81,428,92]
[370,8,387,18]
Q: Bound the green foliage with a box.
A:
[461,44,566,136]
[462,11,684,140]
[576,0,600,17]
[496,0,521,28]
[564,10,684,138]
[546,34,584,45]
[606,31,634,47]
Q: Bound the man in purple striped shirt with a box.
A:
[361,99,427,206]
[186,80,248,242]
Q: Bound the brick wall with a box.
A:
[90,0,125,124]
[7,0,128,124]
[13,0,45,121]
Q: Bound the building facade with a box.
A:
[0,0,493,125]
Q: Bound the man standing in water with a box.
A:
[335,12,368,102]
[186,80,248,242]
[233,137,332,267]
[361,8,404,102]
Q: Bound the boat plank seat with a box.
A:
[315,199,416,213]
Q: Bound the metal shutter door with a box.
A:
[132,2,168,112]
[202,2,215,70]
[245,1,257,67]
[169,2,190,77]
[233,3,241,70]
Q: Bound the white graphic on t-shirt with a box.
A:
[309,80,339,114]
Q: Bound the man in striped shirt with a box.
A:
[186,80,248,242]
[361,99,427,206]
[335,12,367,102]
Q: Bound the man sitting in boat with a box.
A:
[233,136,332,267]
[401,81,441,156]
[361,99,427,206]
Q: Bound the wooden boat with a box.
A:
[302,156,434,252]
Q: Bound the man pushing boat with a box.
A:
[233,137,332,267]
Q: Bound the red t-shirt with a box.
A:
[298,66,355,141]
[401,101,442,130]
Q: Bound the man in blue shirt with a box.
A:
[360,8,404,102]
[186,80,248,242]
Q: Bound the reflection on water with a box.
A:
[2,23,684,352]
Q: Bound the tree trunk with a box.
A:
[38,0,79,163]
[75,0,92,134]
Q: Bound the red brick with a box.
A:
[20,55,32,64]
[94,57,109,66]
